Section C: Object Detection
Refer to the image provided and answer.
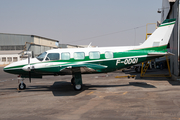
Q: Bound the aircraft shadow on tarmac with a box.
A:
[18,81,156,96]
[0,81,156,96]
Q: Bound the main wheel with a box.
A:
[19,83,26,90]
[73,84,82,91]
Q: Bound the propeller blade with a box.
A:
[29,71,31,83]
[27,52,31,83]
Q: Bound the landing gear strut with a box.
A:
[71,77,75,85]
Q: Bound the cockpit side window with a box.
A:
[45,53,60,61]
[36,52,47,61]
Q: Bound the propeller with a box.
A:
[28,55,31,83]
[24,51,32,83]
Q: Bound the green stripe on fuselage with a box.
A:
[4,45,167,75]
[3,65,26,70]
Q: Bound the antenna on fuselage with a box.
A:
[88,42,92,48]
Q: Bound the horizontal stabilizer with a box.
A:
[148,52,174,56]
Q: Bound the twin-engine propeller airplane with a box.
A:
[4,19,176,91]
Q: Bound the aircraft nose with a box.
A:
[3,68,8,74]
[3,65,10,73]
[3,63,17,74]
[3,63,20,75]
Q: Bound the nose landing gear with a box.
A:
[18,78,26,90]
[19,82,26,90]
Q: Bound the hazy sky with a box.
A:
[0,0,162,47]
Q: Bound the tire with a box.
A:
[71,77,75,85]
[19,83,26,90]
[73,84,82,91]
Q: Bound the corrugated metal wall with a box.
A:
[30,45,52,57]
[0,33,59,58]
[162,0,179,76]
[0,33,33,45]
[168,0,179,76]
[34,36,58,48]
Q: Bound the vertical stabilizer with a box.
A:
[139,19,176,50]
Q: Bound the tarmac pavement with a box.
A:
[1,67,180,120]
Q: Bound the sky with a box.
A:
[0,0,162,47]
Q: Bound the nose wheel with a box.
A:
[18,78,26,90]
[19,82,26,90]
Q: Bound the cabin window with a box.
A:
[2,57,6,62]
[36,52,47,61]
[7,57,12,62]
[105,51,113,59]
[45,53,60,61]
[61,52,70,60]
[13,57,18,62]
[74,52,85,60]
[89,51,100,59]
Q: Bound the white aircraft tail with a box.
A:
[139,19,176,50]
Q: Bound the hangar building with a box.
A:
[0,33,59,66]
[0,33,87,66]
[160,0,179,78]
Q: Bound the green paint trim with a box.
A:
[159,19,176,27]
[4,45,168,72]
[4,52,166,70]
[159,22,175,27]
[4,65,25,70]
[162,19,176,24]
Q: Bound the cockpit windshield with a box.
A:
[36,52,47,61]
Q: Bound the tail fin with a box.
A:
[139,19,176,50]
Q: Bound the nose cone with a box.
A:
[3,67,7,73]
[3,64,10,73]
[3,58,39,75]
[3,61,26,75]
[3,65,11,73]
[3,63,15,74]
[3,59,27,74]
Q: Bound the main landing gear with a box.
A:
[71,75,83,91]
[71,68,83,91]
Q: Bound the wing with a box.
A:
[33,62,107,74]
[68,63,107,70]
[60,63,108,73]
